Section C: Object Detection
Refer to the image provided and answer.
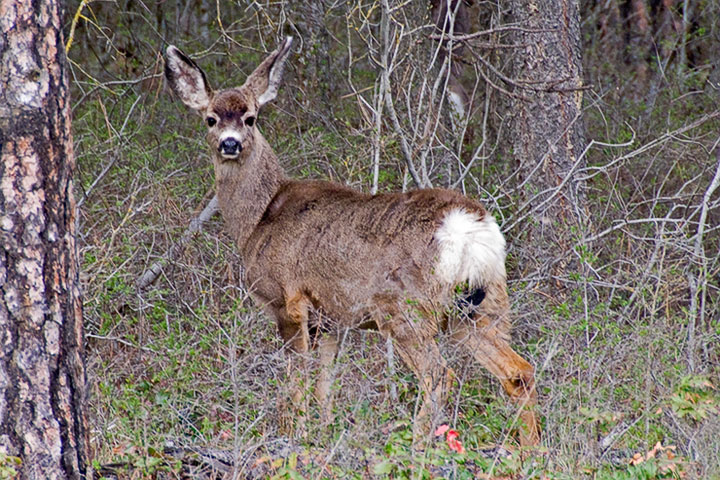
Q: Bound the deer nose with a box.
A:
[219,138,241,155]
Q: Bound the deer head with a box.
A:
[165,37,293,163]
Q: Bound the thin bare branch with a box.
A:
[137,195,220,290]
[429,24,558,41]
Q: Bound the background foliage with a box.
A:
[66,0,719,478]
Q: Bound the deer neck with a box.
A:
[213,134,287,250]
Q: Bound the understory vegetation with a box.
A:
[68,1,719,478]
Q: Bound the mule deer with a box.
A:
[164,37,540,446]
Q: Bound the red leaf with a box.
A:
[445,429,465,454]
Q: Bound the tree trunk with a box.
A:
[507,0,586,249]
[0,0,89,478]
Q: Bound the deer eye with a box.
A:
[244,116,255,127]
[206,117,217,127]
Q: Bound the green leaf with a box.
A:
[373,459,394,475]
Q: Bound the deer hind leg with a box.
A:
[377,306,454,443]
[450,282,540,447]
[276,291,312,437]
[313,332,340,426]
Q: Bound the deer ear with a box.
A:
[244,36,294,108]
[165,45,212,111]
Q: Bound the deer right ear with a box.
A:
[165,45,212,111]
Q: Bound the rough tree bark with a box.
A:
[0,0,89,478]
[507,0,586,250]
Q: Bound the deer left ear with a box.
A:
[165,45,212,111]
[244,36,294,109]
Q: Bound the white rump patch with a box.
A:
[434,208,506,287]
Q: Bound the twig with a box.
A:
[600,416,643,454]
[85,333,156,353]
[77,93,144,208]
[385,336,397,402]
[380,0,424,188]
[577,111,720,181]
[504,114,599,231]
[579,217,686,245]
[339,85,374,100]
[429,24,557,41]
[686,139,720,371]
[318,428,347,478]
[72,74,161,112]
[371,2,391,195]
[136,195,219,290]
[467,46,589,94]
[77,151,118,209]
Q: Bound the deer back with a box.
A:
[243,180,501,325]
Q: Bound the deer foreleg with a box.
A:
[276,291,312,437]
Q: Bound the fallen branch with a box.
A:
[136,195,219,290]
